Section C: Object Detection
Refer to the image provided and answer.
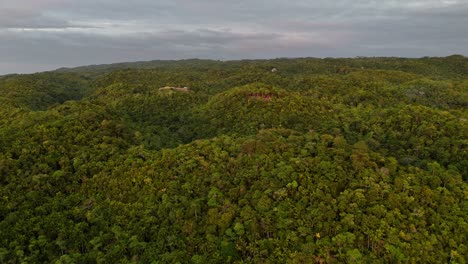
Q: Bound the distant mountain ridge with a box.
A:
[53,55,468,79]
[54,59,224,74]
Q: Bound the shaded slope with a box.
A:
[0,72,92,111]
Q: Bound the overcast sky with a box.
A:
[1,0,467,74]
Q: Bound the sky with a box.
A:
[1,0,467,74]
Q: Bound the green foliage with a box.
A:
[0,56,467,263]
[0,72,92,110]
[202,83,321,135]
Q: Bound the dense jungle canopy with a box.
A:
[0,56,467,263]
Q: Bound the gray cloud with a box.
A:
[0,0,467,74]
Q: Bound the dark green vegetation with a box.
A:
[0,56,467,263]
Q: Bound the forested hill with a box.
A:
[55,55,468,78]
[0,56,467,263]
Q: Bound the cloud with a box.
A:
[0,0,467,74]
